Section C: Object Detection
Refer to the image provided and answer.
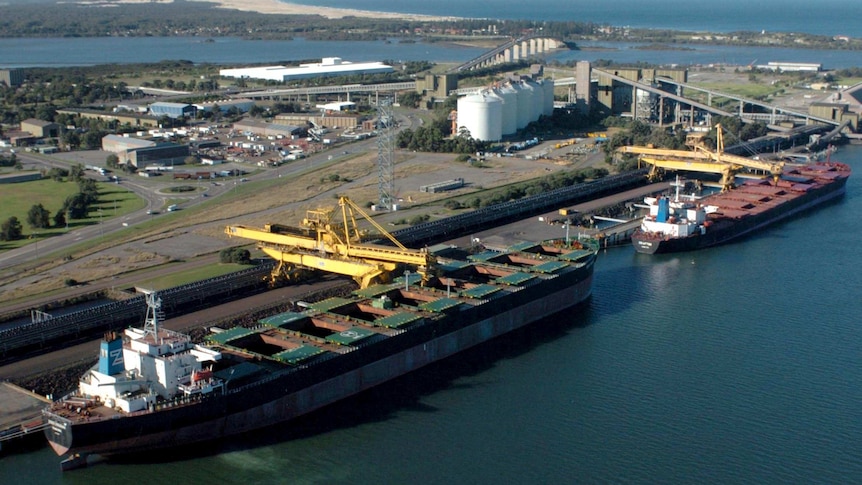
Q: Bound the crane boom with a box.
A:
[616,124,784,190]
[225,197,434,288]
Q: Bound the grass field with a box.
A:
[133,262,252,290]
[0,178,145,251]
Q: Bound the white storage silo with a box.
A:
[495,84,518,136]
[513,82,532,129]
[457,92,503,142]
[541,79,555,116]
[526,79,544,123]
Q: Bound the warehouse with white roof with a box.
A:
[220,58,393,82]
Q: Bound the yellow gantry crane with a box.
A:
[616,124,784,191]
[225,197,435,289]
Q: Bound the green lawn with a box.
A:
[0,178,145,251]
[134,262,253,290]
[686,82,782,100]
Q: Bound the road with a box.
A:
[0,119,397,275]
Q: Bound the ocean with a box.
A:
[289,0,862,38]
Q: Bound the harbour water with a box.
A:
[2,148,860,483]
[3,37,862,71]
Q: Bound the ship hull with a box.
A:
[632,169,848,254]
[46,258,595,460]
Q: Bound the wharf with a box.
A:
[451,182,663,250]
[0,382,50,450]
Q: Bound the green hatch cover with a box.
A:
[259,311,307,328]
[274,345,325,364]
[495,272,535,286]
[325,326,376,345]
[460,284,501,299]
[207,326,256,345]
[419,297,462,313]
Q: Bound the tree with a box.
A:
[398,91,423,109]
[69,163,85,182]
[78,178,99,204]
[53,209,66,228]
[105,153,120,168]
[219,247,251,264]
[27,204,51,229]
[0,216,23,241]
[62,193,89,219]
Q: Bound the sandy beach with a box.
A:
[85,0,460,21]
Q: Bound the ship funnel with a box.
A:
[657,197,670,223]
[98,332,124,376]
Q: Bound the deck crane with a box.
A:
[616,124,784,191]
[225,197,435,289]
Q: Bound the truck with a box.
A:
[167,204,178,212]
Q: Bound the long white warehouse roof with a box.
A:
[220,58,393,82]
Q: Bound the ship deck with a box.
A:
[47,239,598,425]
[206,239,596,370]
[704,162,850,221]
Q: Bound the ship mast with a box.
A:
[142,290,163,344]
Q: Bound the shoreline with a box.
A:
[83,0,462,21]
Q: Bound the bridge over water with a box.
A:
[449,35,568,73]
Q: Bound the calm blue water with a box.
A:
[2,150,860,483]
[0,37,487,68]
[291,0,862,38]
[2,37,862,70]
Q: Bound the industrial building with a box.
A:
[593,65,688,122]
[0,68,23,87]
[808,102,859,130]
[57,108,160,128]
[219,58,394,82]
[415,74,458,102]
[275,113,361,130]
[0,172,42,184]
[755,62,821,72]
[125,143,189,168]
[455,76,555,142]
[232,119,304,138]
[149,102,196,119]
[194,99,256,114]
[101,134,188,168]
[20,118,61,139]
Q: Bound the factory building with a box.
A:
[126,143,189,169]
[415,74,458,101]
[101,134,188,168]
[219,58,394,82]
[194,99,256,114]
[102,134,157,154]
[232,119,304,138]
[20,118,61,139]
[149,102,196,119]
[455,77,555,142]
[755,62,821,72]
[275,113,361,130]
